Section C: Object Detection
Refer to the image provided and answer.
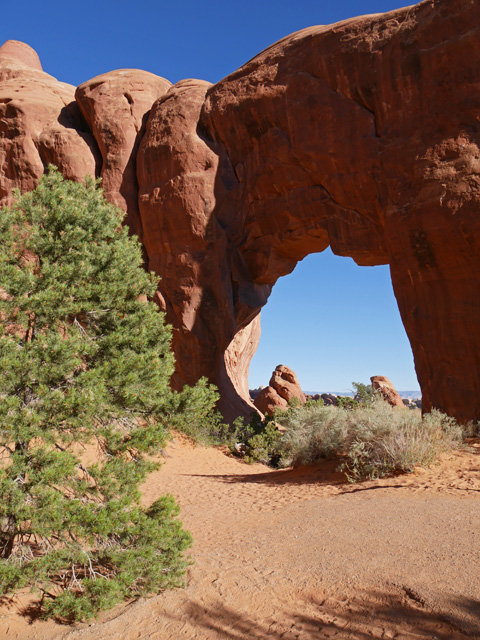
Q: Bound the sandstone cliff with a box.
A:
[1,0,479,423]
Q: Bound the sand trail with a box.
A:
[1,436,479,639]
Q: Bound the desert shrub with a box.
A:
[351,381,377,406]
[276,403,350,467]
[0,168,222,620]
[244,421,284,465]
[240,393,465,480]
[166,377,225,444]
[305,396,325,408]
[335,395,359,410]
[340,402,463,481]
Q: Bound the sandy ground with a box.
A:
[1,436,479,639]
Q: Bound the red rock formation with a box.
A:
[191,0,480,423]
[223,316,261,418]
[0,40,42,71]
[371,376,405,409]
[0,40,99,204]
[1,0,480,424]
[270,365,306,405]
[254,365,305,416]
[75,70,171,240]
[254,386,288,417]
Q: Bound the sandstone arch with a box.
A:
[1,0,480,423]
[137,0,480,423]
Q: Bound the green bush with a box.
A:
[0,168,220,620]
[351,381,377,406]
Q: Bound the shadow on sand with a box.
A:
[162,590,479,639]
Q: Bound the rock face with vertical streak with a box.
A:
[1,0,480,423]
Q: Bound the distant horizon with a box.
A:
[250,387,422,399]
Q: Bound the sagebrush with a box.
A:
[229,394,465,481]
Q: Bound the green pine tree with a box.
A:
[0,167,213,620]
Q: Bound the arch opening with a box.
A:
[248,248,419,400]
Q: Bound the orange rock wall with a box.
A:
[1,0,480,423]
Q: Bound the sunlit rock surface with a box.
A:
[254,365,306,416]
[371,376,405,409]
[1,0,479,423]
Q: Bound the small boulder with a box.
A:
[370,376,405,408]
[254,386,288,416]
[253,364,306,416]
[269,365,306,405]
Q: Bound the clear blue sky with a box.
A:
[1,0,420,393]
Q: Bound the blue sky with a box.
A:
[1,0,420,393]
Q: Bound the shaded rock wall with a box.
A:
[1,0,480,423]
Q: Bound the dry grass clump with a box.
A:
[274,399,465,481]
[276,403,350,465]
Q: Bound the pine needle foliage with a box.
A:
[0,168,198,620]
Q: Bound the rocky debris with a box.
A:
[1,0,480,424]
[371,376,405,409]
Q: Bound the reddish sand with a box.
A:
[1,436,479,639]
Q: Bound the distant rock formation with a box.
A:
[402,398,422,409]
[321,394,338,407]
[1,0,480,423]
[254,365,306,416]
[371,376,405,409]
